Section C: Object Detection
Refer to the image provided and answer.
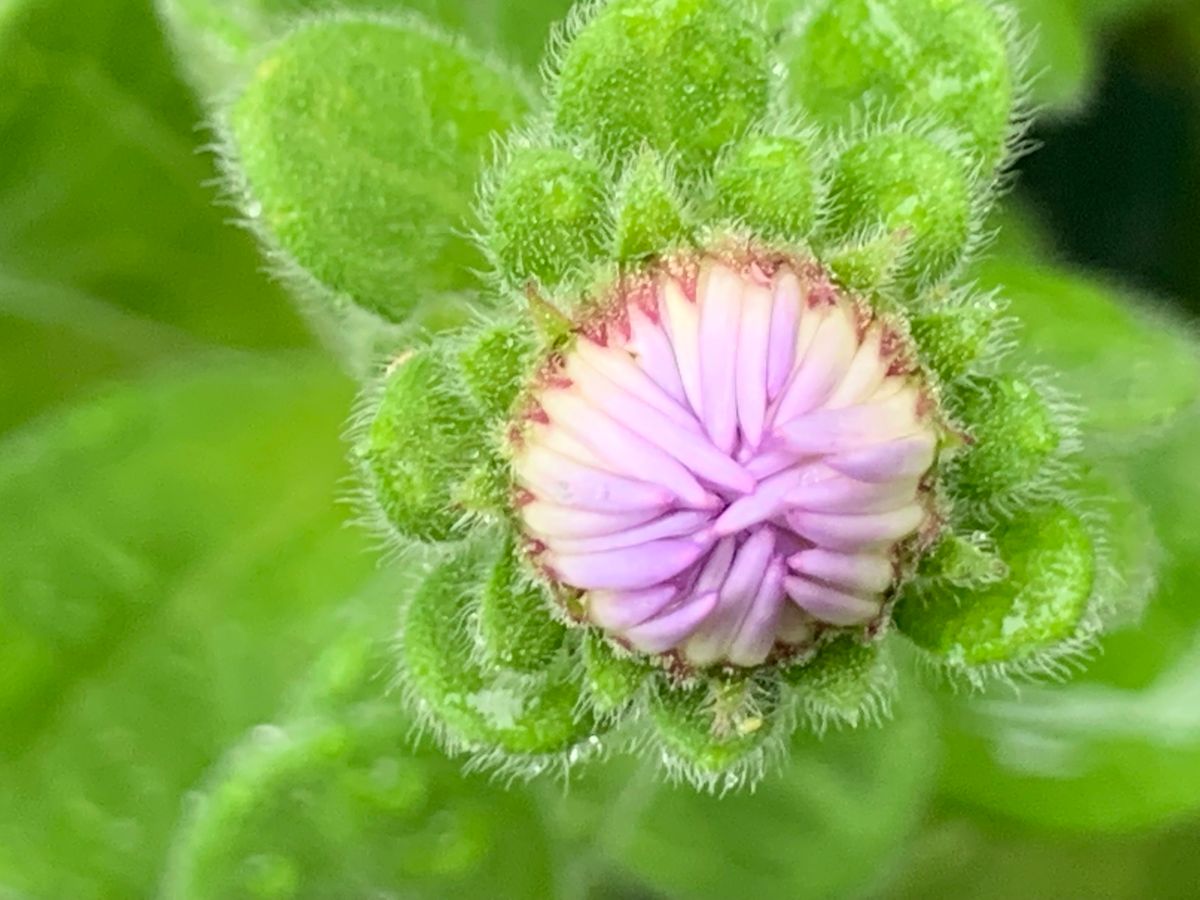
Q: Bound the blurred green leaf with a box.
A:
[978,258,1200,443]
[0,358,381,897]
[879,812,1200,899]
[933,412,1200,833]
[158,558,557,900]
[225,13,532,323]
[0,0,305,431]
[157,0,574,99]
[565,685,938,900]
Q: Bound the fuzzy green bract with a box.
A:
[202,0,1199,793]
[227,15,531,323]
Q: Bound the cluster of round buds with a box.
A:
[343,0,1148,786]
[512,252,939,667]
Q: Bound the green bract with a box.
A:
[201,0,1194,791]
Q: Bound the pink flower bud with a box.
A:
[511,253,938,667]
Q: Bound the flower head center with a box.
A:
[510,252,938,667]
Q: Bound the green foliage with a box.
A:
[713,133,820,241]
[226,14,531,322]
[355,347,488,543]
[0,0,304,432]
[933,411,1200,833]
[601,687,938,900]
[978,259,1200,442]
[781,0,1016,167]
[825,130,976,282]
[487,145,609,288]
[160,702,556,899]
[554,0,770,179]
[0,360,374,897]
[158,0,574,98]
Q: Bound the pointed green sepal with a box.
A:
[825,130,976,283]
[613,149,692,262]
[355,348,488,543]
[786,635,897,730]
[487,146,609,289]
[945,374,1068,508]
[650,673,779,787]
[582,631,651,716]
[457,319,537,421]
[713,133,820,242]
[782,0,1016,167]
[909,290,1007,381]
[895,502,1096,677]
[477,536,568,673]
[402,538,597,758]
[554,0,770,180]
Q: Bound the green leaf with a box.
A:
[977,258,1200,442]
[0,359,381,897]
[159,702,557,900]
[931,412,1200,833]
[780,0,1016,167]
[0,0,305,431]
[158,0,574,99]
[591,685,938,900]
[225,14,532,322]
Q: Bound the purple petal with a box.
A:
[825,325,887,409]
[628,303,688,403]
[788,473,920,514]
[684,527,777,665]
[623,591,719,653]
[714,466,811,536]
[548,510,712,555]
[787,505,926,552]
[521,501,664,540]
[548,536,711,591]
[588,584,678,630]
[727,560,786,666]
[574,338,701,435]
[661,276,704,417]
[514,444,673,512]
[777,389,920,455]
[826,433,937,482]
[788,548,894,594]
[770,303,857,426]
[736,280,773,449]
[784,576,882,626]
[766,271,801,400]
[698,264,742,452]
[541,388,713,507]
[568,358,753,494]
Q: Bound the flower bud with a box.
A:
[508,250,940,668]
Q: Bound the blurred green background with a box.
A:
[2,0,1200,897]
